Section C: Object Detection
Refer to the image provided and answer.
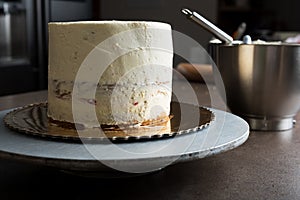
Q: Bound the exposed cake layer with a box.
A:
[48,80,171,127]
[48,21,173,127]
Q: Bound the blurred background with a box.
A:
[0,0,299,96]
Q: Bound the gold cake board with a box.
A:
[3,102,214,142]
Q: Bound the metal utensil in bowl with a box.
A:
[181,8,233,44]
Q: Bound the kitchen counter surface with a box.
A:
[0,81,300,200]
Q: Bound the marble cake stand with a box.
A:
[0,107,249,177]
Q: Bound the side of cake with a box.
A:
[48,21,173,128]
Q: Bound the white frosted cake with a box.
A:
[48,21,173,128]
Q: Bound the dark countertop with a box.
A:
[0,82,300,200]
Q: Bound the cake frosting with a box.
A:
[48,21,173,128]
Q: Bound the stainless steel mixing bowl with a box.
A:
[210,42,300,130]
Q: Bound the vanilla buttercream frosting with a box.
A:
[48,21,173,127]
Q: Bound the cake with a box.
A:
[47,21,173,129]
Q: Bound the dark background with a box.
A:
[0,0,299,96]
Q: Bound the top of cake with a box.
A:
[48,20,171,29]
